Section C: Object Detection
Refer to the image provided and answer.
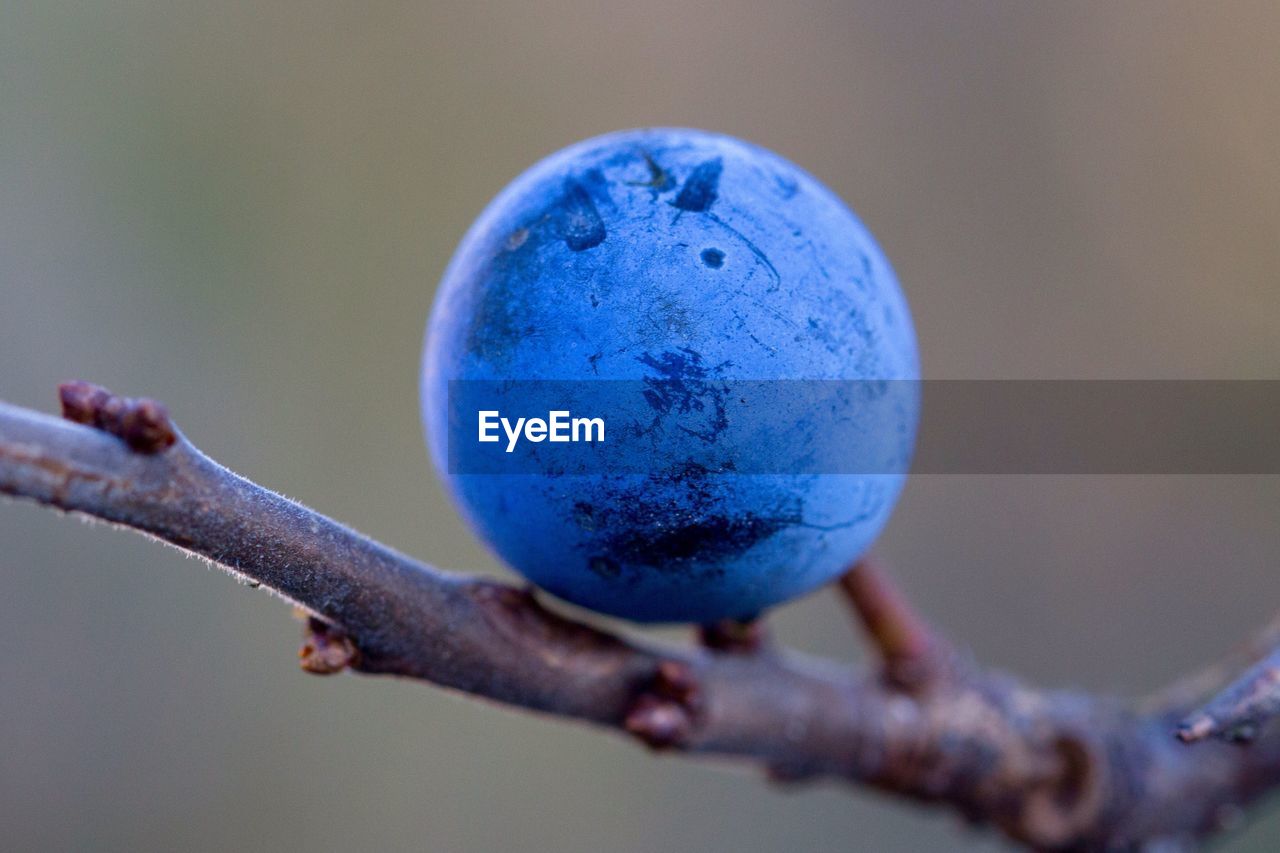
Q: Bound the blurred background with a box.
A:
[2,2,1278,850]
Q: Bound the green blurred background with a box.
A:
[2,2,1278,850]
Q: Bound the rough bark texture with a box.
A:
[1,384,1278,851]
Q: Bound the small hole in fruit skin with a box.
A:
[700,248,725,268]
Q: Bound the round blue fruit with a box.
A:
[422,128,919,623]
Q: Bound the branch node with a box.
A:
[58,380,176,453]
[467,581,632,659]
[624,659,701,750]
[1176,648,1280,744]
[1017,732,1107,846]
[299,615,359,675]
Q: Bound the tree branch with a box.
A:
[2,383,1279,850]
[1177,642,1280,745]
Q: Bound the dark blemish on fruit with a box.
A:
[773,172,799,199]
[615,469,800,568]
[574,501,597,530]
[609,513,791,566]
[635,349,730,444]
[583,463,803,577]
[637,347,712,381]
[700,248,725,268]
[559,181,606,251]
[626,151,674,196]
[672,158,723,212]
[588,556,621,579]
[703,212,781,292]
[564,460,808,605]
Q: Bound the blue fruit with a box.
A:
[422,128,919,623]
